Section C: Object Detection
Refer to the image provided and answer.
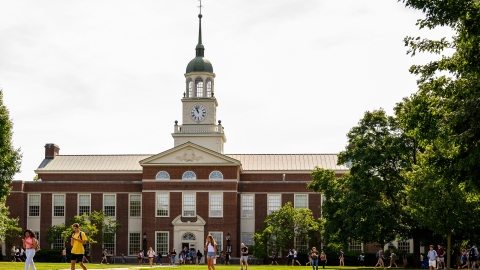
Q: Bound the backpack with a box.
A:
[376,252,379,258]
[470,247,477,258]
[392,254,397,260]
[78,231,87,250]
[137,253,141,259]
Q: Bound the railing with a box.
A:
[173,124,224,134]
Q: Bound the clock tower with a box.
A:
[172,11,227,153]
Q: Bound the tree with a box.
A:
[397,1,480,268]
[253,202,319,259]
[89,211,122,250]
[60,214,99,246]
[0,88,22,238]
[1,201,22,260]
[45,224,67,248]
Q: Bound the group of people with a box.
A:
[460,243,479,269]
[374,248,408,270]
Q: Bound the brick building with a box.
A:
[4,11,349,262]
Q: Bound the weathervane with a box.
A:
[198,0,203,14]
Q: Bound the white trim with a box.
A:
[128,232,141,256]
[103,194,116,217]
[155,231,170,255]
[241,194,255,218]
[182,192,196,217]
[156,193,170,217]
[267,194,282,215]
[78,194,91,216]
[294,194,309,209]
[129,193,142,218]
[27,194,41,217]
[52,194,65,217]
[209,193,223,218]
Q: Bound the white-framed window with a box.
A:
[206,78,212,97]
[294,236,308,253]
[209,171,223,180]
[156,171,170,180]
[78,194,91,216]
[103,233,116,254]
[156,231,169,255]
[241,233,254,246]
[210,232,223,256]
[267,194,281,215]
[28,194,40,217]
[104,194,116,217]
[187,78,193,97]
[52,232,64,249]
[294,194,308,209]
[241,194,254,218]
[196,77,203,97]
[349,240,363,251]
[156,193,169,217]
[182,193,196,217]
[129,232,141,256]
[182,171,196,180]
[398,240,410,252]
[53,194,65,217]
[129,194,141,217]
[209,193,223,217]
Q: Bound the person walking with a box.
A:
[271,251,279,265]
[388,252,398,268]
[402,251,407,267]
[339,249,345,266]
[438,245,445,270]
[155,250,163,265]
[375,248,386,270]
[171,248,177,265]
[147,247,155,267]
[240,243,249,270]
[100,249,109,264]
[292,248,301,265]
[62,247,67,263]
[22,229,38,270]
[359,252,365,267]
[470,243,479,270]
[70,223,88,270]
[428,245,438,270]
[311,247,319,270]
[205,234,217,270]
[197,249,203,264]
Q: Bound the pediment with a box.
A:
[139,142,241,166]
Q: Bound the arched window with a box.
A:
[182,171,196,180]
[187,78,193,97]
[206,79,212,97]
[182,232,196,241]
[196,77,203,97]
[156,171,170,180]
[209,171,223,180]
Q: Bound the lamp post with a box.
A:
[226,233,232,254]
[143,232,147,256]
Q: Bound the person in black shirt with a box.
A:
[240,243,249,270]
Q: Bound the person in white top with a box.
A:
[147,247,156,267]
[205,234,217,270]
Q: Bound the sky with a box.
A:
[0,0,453,181]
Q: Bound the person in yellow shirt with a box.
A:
[70,223,87,270]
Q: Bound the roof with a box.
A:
[35,154,347,173]
[186,56,213,73]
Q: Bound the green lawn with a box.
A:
[0,262,417,270]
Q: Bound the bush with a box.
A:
[34,249,68,262]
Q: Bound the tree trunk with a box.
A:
[447,232,451,270]
[414,238,421,268]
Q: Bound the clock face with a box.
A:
[190,104,207,122]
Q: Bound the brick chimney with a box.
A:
[44,143,60,159]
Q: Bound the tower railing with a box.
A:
[173,124,224,134]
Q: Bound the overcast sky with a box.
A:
[1,0,452,181]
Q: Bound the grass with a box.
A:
[0,262,419,270]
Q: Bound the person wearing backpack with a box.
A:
[70,223,88,270]
[388,251,398,268]
[427,245,438,270]
[374,248,386,270]
[470,243,478,269]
